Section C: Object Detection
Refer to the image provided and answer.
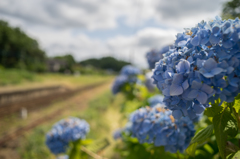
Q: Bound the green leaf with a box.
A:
[205,105,223,117]
[186,142,198,156]
[227,150,240,159]
[234,99,240,113]
[213,109,238,158]
[224,119,238,137]
[191,125,213,144]
[186,125,214,157]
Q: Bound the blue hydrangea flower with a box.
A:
[148,95,164,107]
[128,105,195,153]
[152,16,240,119]
[111,75,128,95]
[112,65,141,95]
[120,65,141,76]
[146,46,170,69]
[113,129,123,140]
[46,117,90,155]
[145,72,156,92]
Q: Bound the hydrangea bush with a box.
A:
[153,17,240,119]
[128,105,195,153]
[152,16,240,158]
[46,117,89,158]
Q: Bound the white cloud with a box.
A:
[0,0,227,68]
[0,0,227,30]
[107,27,177,68]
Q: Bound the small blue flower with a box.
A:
[187,80,214,104]
[199,58,223,78]
[46,117,90,155]
[170,73,189,96]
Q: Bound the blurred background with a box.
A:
[0,0,239,158]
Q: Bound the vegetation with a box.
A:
[0,20,46,72]
[79,57,130,72]
[0,67,113,87]
[222,0,240,19]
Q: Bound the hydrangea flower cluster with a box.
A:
[120,65,141,76]
[129,105,195,153]
[152,16,240,119]
[113,128,124,140]
[46,117,90,155]
[146,45,169,69]
[145,72,156,92]
[148,95,164,107]
[112,65,141,95]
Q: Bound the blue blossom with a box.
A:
[111,75,128,95]
[46,117,90,155]
[187,80,214,104]
[148,95,164,107]
[145,72,156,92]
[199,58,223,78]
[128,105,195,153]
[152,16,240,119]
[112,65,141,95]
[120,65,141,76]
[146,46,169,69]
[113,129,123,140]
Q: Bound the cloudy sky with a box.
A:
[0,0,227,68]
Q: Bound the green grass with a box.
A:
[19,126,54,159]
[0,68,36,86]
[0,68,114,90]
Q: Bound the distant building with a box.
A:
[46,59,68,72]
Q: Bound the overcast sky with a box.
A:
[0,0,227,68]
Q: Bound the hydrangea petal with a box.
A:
[172,110,182,119]
[140,120,153,134]
[188,89,199,99]
[182,79,189,90]
[155,133,167,146]
[176,60,190,73]
[201,83,214,94]
[191,80,202,90]
[203,58,217,71]
[196,92,208,104]
[211,67,223,75]
[202,72,214,78]
[170,84,183,96]
[193,104,205,114]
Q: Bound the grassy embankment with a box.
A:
[0,68,114,92]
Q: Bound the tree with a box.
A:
[222,0,240,19]
[0,20,46,72]
[79,56,130,72]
